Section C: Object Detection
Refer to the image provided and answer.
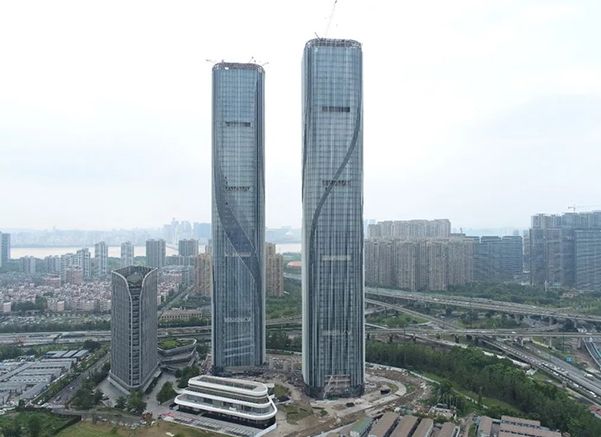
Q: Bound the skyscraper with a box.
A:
[178,239,199,257]
[0,232,10,268]
[94,241,108,277]
[302,38,364,398]
[212,62,265,374]
[109,266,158,394]
[146,239,166,269]
[121,241,134,267]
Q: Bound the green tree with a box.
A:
[156,381,177,404]
[127,390,147,415]
[177,366,200,388]
[26,415,42,437]
[2,421,22,437]
[115,396,126,409]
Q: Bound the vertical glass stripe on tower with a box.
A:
[212,63,265,374]
[302,39,364,398]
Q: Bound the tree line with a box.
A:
[366,340,601,437]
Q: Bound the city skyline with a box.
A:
[2,1,600,230]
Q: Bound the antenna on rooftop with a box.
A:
[324,0,339,37]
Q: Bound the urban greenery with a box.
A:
[266,278,301,320]
[158,338,194,350]
[266,331,301,352]
[0,411,72,437]
[366,340,601,437]
[156,381,177,404]
[176,365,200,388]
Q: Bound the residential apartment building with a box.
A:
[94,241,108,277]
[266,243,284,297]
[365,236,474,291]
[146,239,166,269]
[120,241,134,267]
[530,211,601,290]
[178,239,199,257]
[194,253,212,296]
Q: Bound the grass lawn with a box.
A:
[57,420,226,437]
[158,338,194,350]
[0,411,71,437]
[281,403,313,424]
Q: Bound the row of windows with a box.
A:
[321,105,350,113]
[224,121,252,127]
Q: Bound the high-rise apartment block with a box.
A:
[109,266,158,394]
[365,236,474,291]
[0,232,10,268]
[194,252,212,296]
[121,241,134,267]
[302,39,364,398]
[529,211,601,290]
[212,62,265,374]
[73,248,91,279]
[368,219,451,239]
[44,255,62,274]
[178,239,199,257]
[94,241,109,277]
[21,256,36,274]
[474,236,523,282]
[146,239,166,269]
[266,243,284,297]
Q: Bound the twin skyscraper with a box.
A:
[211,39,364,398]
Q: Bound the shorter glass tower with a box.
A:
[109,266,158,394]
[212,62,265,374]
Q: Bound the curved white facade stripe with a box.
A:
[302,38,364,398]
[211,63,266,374]
[175,375,276,429]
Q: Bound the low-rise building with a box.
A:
[369,412,398,437]
[175,375,277,429]
[391,415,418,437]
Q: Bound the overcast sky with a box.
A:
[1,0,600,231]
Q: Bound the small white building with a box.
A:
[175,375,277,429]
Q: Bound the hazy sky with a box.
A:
[1,0,600,230]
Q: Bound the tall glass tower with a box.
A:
[212,62,265,374]
[109,266,158,394]
[302,39,364,398]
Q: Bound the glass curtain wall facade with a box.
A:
[302,39,364,398]
[109,266,158,394]
[212,63,265,374]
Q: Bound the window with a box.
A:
[321,106,350,113]
[225,121,251,127]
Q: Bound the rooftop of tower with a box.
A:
[212,62,264,73]
[305,38,361,49]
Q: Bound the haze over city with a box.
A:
[2,0,600,230]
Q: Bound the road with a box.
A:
[366,287,601,323]
[46,351,110,408]
[366,294,601,405]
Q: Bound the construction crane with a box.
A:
[568,205,601,213]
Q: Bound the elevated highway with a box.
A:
[366,287,601,323]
